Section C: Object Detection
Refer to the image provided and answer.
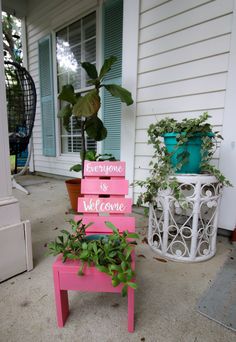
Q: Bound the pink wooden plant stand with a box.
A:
[53,161,136,332]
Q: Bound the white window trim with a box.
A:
[121,0,140,198]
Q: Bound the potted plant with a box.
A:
[48,219,139,297]
[135,112,231,207]
[57,55,133,211]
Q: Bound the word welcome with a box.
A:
[82,199,126,212]
[85,162,124,176]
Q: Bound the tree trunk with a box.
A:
[81,119,86,178]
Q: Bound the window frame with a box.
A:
[53,8,100,157]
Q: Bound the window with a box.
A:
[56,12,96,154]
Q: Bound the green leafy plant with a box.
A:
[70,150,116,173]
[3,12,22,63]
[48,219,139,297]
[58,56,133,177]
[135,112,231,208]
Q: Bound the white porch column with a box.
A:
[218,0,236,231]
[0,1,21,225]
[0,0,33,281]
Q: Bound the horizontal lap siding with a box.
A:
[134,0,234,202]
[26,0,96,176]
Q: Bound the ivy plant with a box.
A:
[135,112,232,208]
[48,219,139,297]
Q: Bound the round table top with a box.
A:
[170,173,218,184]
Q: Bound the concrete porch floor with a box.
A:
[0,175,235,342]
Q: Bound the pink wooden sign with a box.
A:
[84,161,126,177]
[77,197,132,213]
[81,179,128,195]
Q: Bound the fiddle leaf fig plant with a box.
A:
[70,150,116,173]
[58,56,133,177]
[135,112,232,208]
[48,219,139,297]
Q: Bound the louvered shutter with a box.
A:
[38,35,56,157]
[102,0,123,160]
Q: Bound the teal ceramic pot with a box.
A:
[85,234,108,241]
[163,132,214,174]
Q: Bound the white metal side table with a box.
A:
[148,174,222,262]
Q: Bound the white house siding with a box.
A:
[26,0,97,177]
[134,0,234,202]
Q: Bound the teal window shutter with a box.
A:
[38,35,56,157]
[102,0,123,160]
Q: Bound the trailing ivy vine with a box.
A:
[135,112,231,208]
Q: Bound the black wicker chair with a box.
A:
[4,61,36,193]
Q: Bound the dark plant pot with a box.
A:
[85,234,108,241]
[65,178,82,211]
[163,132,214,174]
